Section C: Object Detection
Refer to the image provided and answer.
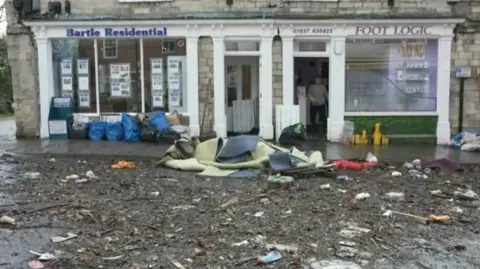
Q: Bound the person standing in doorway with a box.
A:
[308,76,328,134]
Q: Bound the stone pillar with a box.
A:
[282,36,294,106]
[186,36,200,136]
[259,36,274,139]
[197,37,214,136]
[328,36,346,142]
[36,37,55,138]
[436,36,453,145]
[212,36,226,138]
[6,26,39,138]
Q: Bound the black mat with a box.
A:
[216,135,261,164]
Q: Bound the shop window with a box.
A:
[296,41,327,52]
[51,39,98,113]
[344,39,438,112]
[103,39,117,59]
[143,39,188,114]
[97,39,141,113]
[162,40,176,53]
[225,41,260,51]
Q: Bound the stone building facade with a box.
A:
[5,0,480,143]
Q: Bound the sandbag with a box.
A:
[149,112,170,131]
[68,121,89,139]
[88,122,107,141]
[140,122,157,142]
[278,123,306,146]
[167,110,181,125]
[156,128,181,144]
[106,122,124,141]
[121,113,141,142]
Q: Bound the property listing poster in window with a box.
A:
[110,81,122,97]
[151,59,163,74]
[77,59,89,75]
[167,59,180,74]
[61,76,73,91]
[169,90,181,107]
[62,91,73,99]
[168,75,180,90]
[110,63,131,97]
[61,59,72,75]
[151,74,163,91]
[78,91,90,107]
[152,91,164,108]
[78,76,89,91]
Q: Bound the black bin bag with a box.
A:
[278,123,306,146]
[140,122,157,142]
[156,128,181,144]
[68,121,89,139]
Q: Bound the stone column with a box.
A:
[186,36,200,136]
[436,36,453,145]
[260,36,274,139]
[6,26,39,138]
[282,36,294,106]
[328,36,346,142]
[212,36,226,138]
[36,37,55,138]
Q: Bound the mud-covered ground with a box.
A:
[1,154,480,269]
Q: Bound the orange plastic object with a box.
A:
[428,215,451,224]
[112,161,136,169]
[334,160,377,171]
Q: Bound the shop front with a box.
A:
[279,19,461,144]
[26,20,276,140]
[26,18,461,144]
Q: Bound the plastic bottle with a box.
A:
[257,251,282,264]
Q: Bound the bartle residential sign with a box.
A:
[66,27,168,37]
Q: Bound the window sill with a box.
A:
[119,0,173,2]
[344,111,438,116]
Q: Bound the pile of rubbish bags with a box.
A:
[450,130,480,151]
[156,134,328,178]
[68,111,190,144]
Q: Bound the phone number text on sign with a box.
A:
[293,28,333,34]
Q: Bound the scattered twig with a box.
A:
[0,201,33,207]
[12,224,74,230]
[370,238,379,249]
[27,203,70,214]
[99,228,115,236]
[145,225,159,230]
[123,197,153,202]
[170,258,186,269]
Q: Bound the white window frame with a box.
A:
[103,39,118,59]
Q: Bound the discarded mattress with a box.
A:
[157,135,327,178]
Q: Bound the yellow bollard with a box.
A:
[373,123,382,146]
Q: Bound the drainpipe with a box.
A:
[458,77,465,133]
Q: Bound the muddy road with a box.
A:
[1,154,480,269]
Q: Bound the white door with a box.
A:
[224,56,259,133]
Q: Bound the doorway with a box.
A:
[294,57,329,135]
[225,56,260,136]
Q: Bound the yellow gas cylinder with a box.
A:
[373,123,382,145]
[358,130,369,144]
[382,135,389,145]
